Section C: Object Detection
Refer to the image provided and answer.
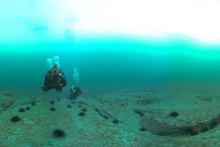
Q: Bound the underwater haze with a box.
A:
[1,0,220,94]
[1,37,220,95]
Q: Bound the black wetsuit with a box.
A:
[42,69,67,92]
[69,86,81,100]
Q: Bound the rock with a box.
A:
[140,108,220,136]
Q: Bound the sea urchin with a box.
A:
[53,129,66,138]
[11,116,21,123]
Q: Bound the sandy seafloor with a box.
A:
[0,83,220,147]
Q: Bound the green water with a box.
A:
[1,36,220,94]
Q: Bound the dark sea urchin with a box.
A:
[53,129,66,138]
[18,108,25,112]
[78,112,86,117]
[11,116,21,123]
[66,105,72,108]
[170,111,179,117]
[50,107,56,111]
[112,119,119,124]
[81,108,87,112]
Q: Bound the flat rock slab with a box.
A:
[140,108,220,136]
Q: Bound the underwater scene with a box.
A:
[1,0,220,146]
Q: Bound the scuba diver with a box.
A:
[69,85,81,101]
[42,64,67,92]
[69,68,81,100]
